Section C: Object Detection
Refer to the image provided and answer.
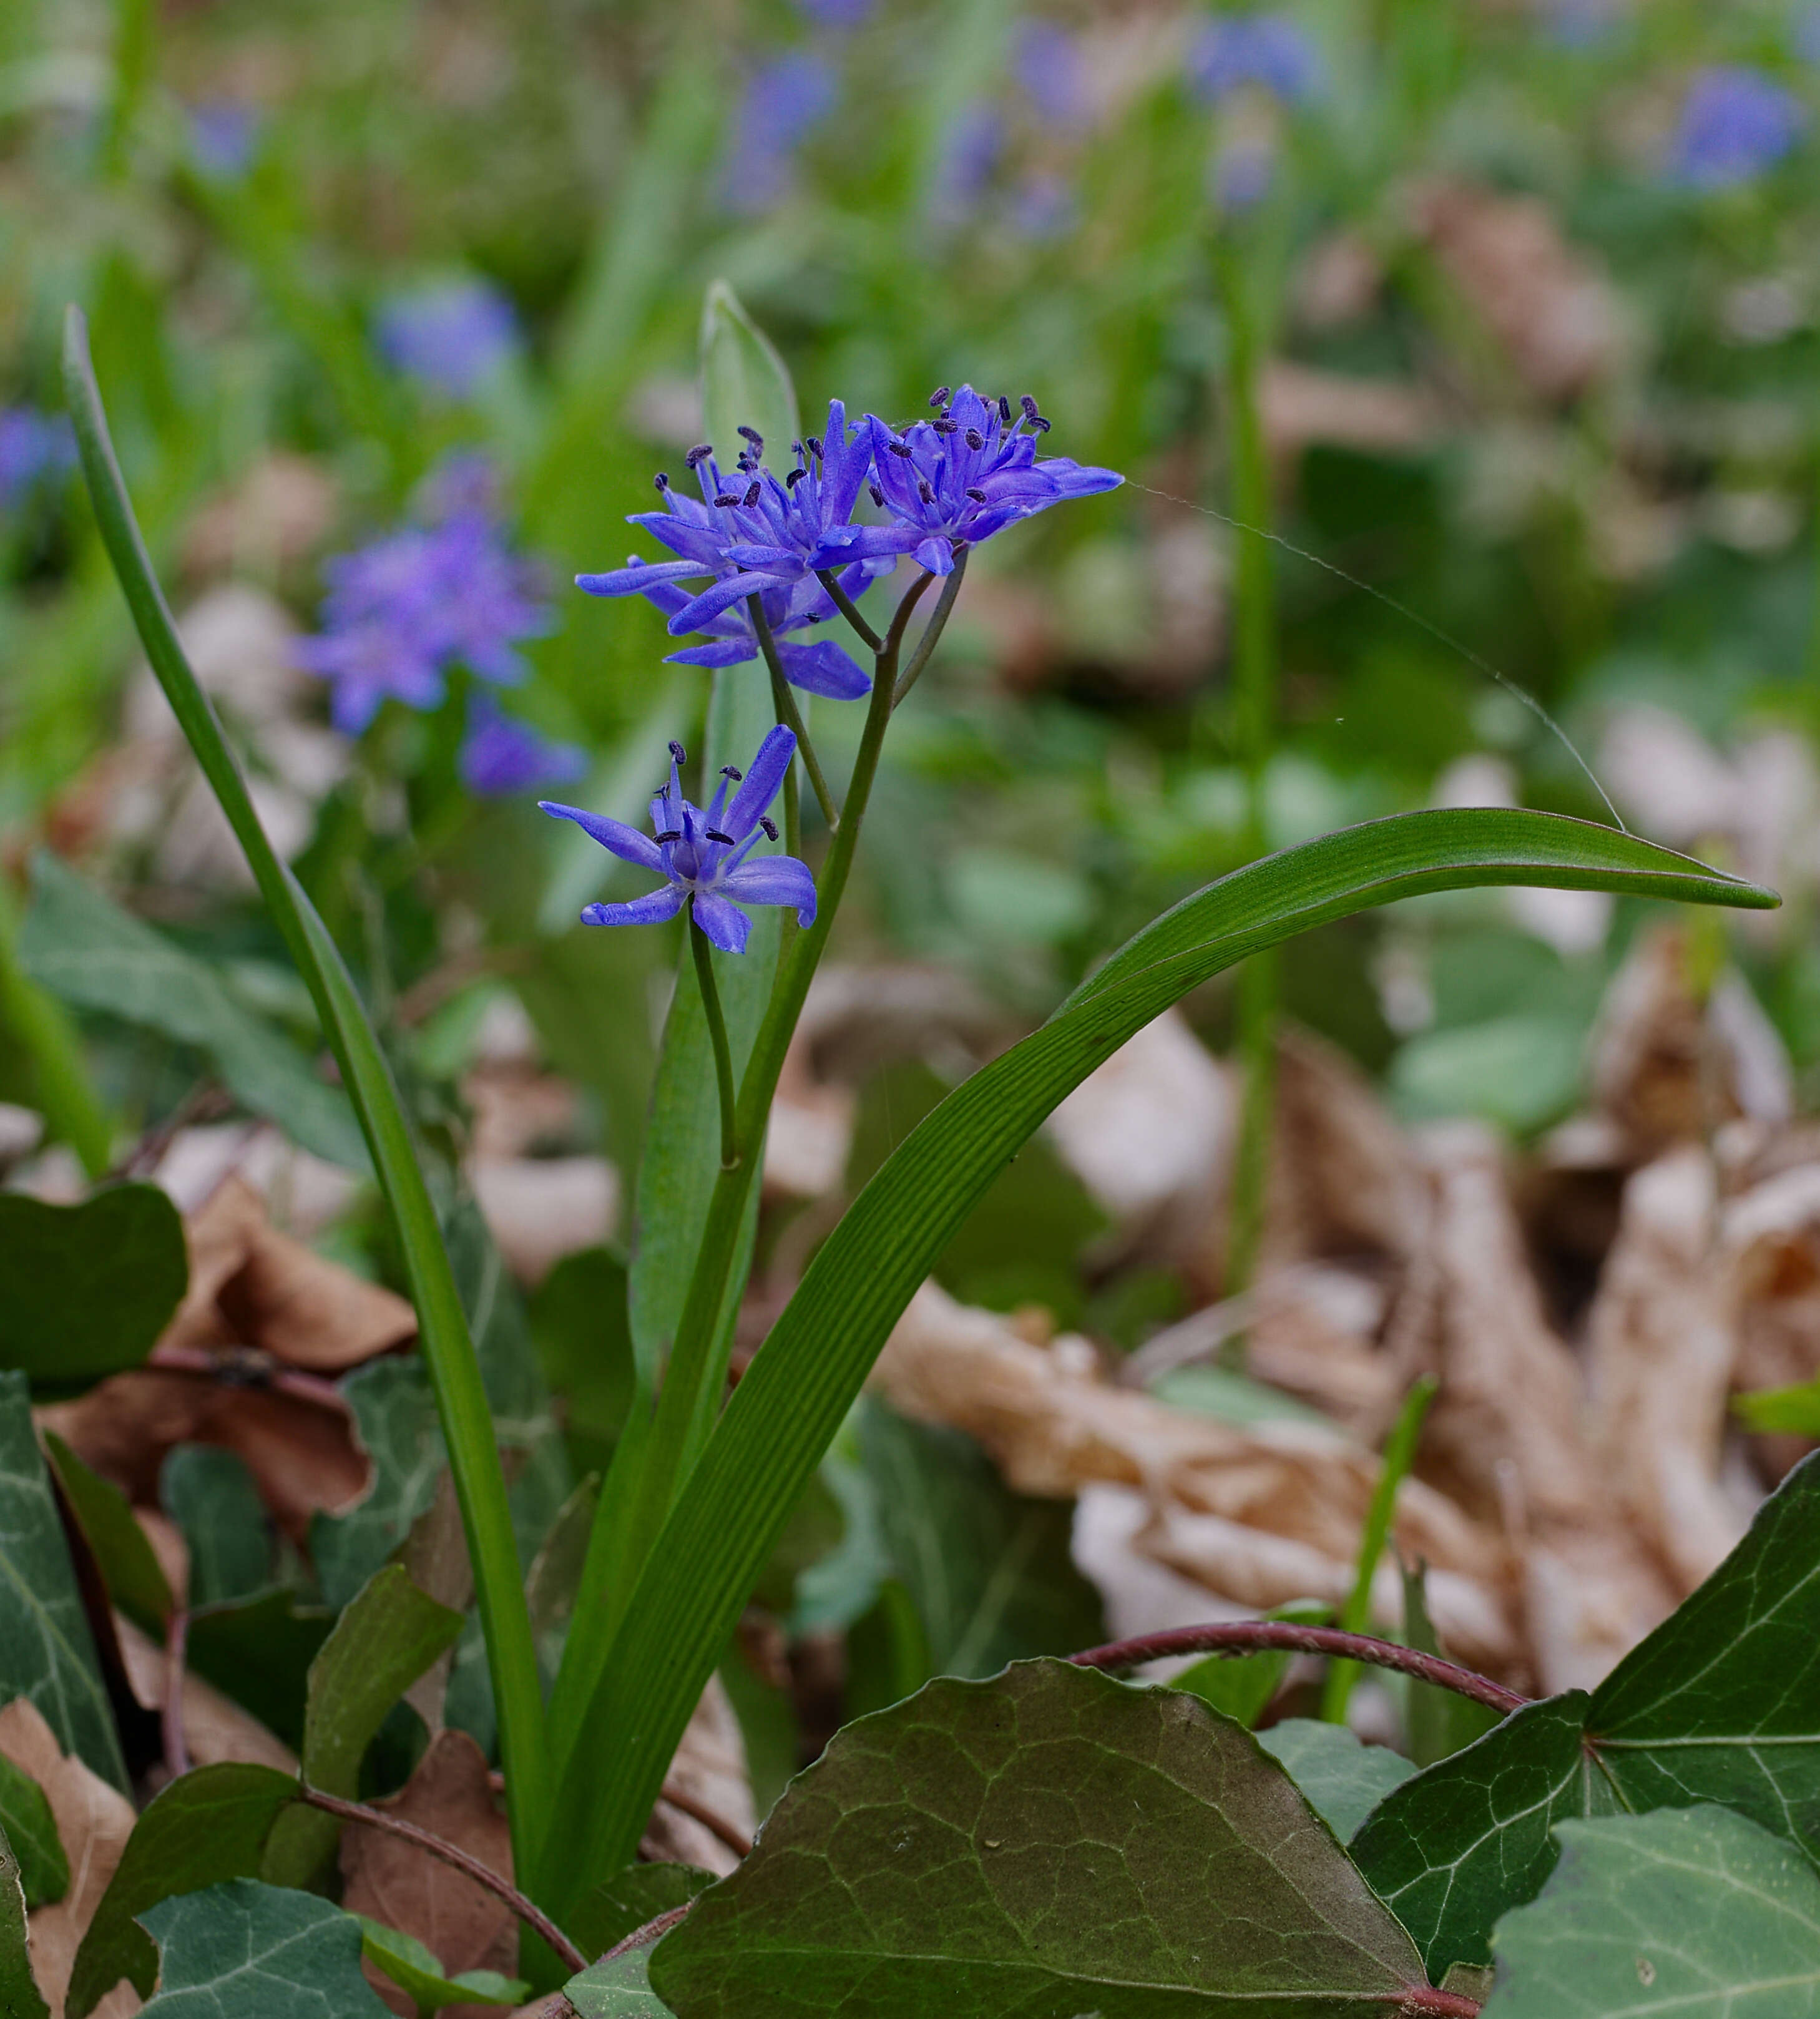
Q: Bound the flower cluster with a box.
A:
[296,458,577,794]
[1186,14,1321,105]
[542,728,816,952]
[579,388,1120,696]
[1669,66,1806,190]
[376,280,520,399]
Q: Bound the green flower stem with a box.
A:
[688,907,740,1171]
[1217,240,1280,1307]
[61,307,551,1880]
[1321,1374,1439,1725]
[892,550,969,707]
[748,594,839,831]
[543,568,942,1818]
[0,878,115,1180]
[815,567,884,653]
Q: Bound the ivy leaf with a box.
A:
[1350,1694,1607,1978]
[0,1821,49,2019]
[19,852,368,1171]
[42,1432,174,1635]
[571,1862,716,1963]
[137,1879,389,2017]
[650,1658,1437,2018]
[160,1446,273,1609]
[0,1371,126,1790]
[310,1359,445,1612]
[1483,1807,1820,2017]
[356,1917,527,2012]
[66,1762,298,2019]
[0,1186,186,1391]
[260,1565,464,1889]
[566,1922,682,2019]
[185,1590,333,1754]
[0,1754,66,1909]
[1255,1721,1417,1842]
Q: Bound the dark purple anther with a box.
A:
[929,385,952,407]
[759,815,779,841]
[738,425,763,447]
[964,428,984,450]
[686,444,713,467]
[743,481,761,506]
[670,741,687,764]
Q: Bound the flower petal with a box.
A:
[577,558,703,597]
[914,535,954,576]
[808,522,923,570]
[724,724,798,836]
[724,543,801,570]
[539,801,667,873]
[691,892,751,953]
[580,885,685,929]
[720,854,819,927]
[776,638,871,700]
[667,571,795,635]
[665,638,755,667]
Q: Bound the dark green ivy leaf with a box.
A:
[137,1879,389,2017]
[1255,1721,1417,1842]
[650,1659,1436,2018]
[41,1432,174,1635]
[566,1928,680,2019]
[0,1821,48,2019]
[0,1754,66,1910]
[159,1446,273,1610]
[1484,1807,1820,2017]
[0,1186,186,1391]
[66,1763,299,2019]
[570,1863,716,1964]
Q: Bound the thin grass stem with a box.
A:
[748,594,839,830]
[688,909,740,1170]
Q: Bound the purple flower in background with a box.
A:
[1799,6,1820,67]
[296,460,553,735]
[796,0,876,24]
[1669,66,1806,188]
[1015,22,1089,129]
[0,408,75,512]
[1186,13,1319,104]
[816,384,1122,579]
[460,693,586,797]
[189,101,261,178]
[376,280,519,398]
[929,100,1006,225]
[722,51,838,215]
[1213,134,1275,212]
[542,728,818,951]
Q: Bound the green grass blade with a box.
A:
[59,306,549,1880]
[538,808,1774,1905]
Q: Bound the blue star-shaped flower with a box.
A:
[541,726,818,952]
[813,385,1122,579]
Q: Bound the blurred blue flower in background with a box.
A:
[1186,13,1319,104]
[1670,66,1806,188]
[1012,169,1075,240]
[188,101,261,178]
[929,100,1007,227]
[0,407,75,513]
[795,0,876,26]
[376,280,519,398]
[1212,134,1275,212]
[1015,21,1089,129]
[1799,5,1820,66]
[722,51,838,215]
[296,461,552,735]
[459,692,586,797]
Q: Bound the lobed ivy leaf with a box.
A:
[310,1359,445,1612]
[0,1185,186,1391]
[1353,1449,1820,1977]
[571,1862,716,1963]
[356,1916,527,2012]
[66,1762,299,2019]
[0,1372,126,1791]
[0,1754,66,1909]
[0,1821,49,2019]
[566,1927,680,2019]
[160,1446,273,1609]
[260,1565,464,1889]
[1256,1721,1417,1842]
[1482,1807,1820,2017]
[650,1658,1440,2018]
[19,852,369,1171]
[185,1590,333,1754]
[137,1879,389,2017]
[42,1432,174,1634]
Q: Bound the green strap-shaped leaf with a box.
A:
[19,853,369,1172]
[261,1565,463,1888]
[698,279,800,472]
[137,1879,389,2017]
[0,1754,66,1910]
[42,1432,174,1634]
[0,1371,125,1791]
[0,1821,49,2019]
[0,1185,187,1391]
[66,1762,299,2019]
[1483,1807,1820,2017]
[1256,1721,1417,1842]
[651,1659,1434,2017]
[539,808,1775,1902]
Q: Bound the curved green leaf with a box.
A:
[138,1880,388,2018]
[542,808,1773,1901]
[0,1754,67,1911]
[1256,1721,1417,1842]
[0,1819,49,2019]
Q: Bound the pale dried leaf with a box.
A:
[469,1157,619,1287]
[1260,360,1441,461]
[642,1678,755,1879]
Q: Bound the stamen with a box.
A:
[933,417,959,434]
[685,444,713,467]
[886,439,914,457]
[1020,393,1041,422]
[1034,416,1052,432]
[721,765,744,780]
[791,440,805,459]
[738,425,763,448]
[669,741,687,764]
[997,394,1012,424]
[735,450,756,473]
[917,478,934,504]
[964,428,984,451]
[653,472,670,490]
[713,492,740,507]
[786,466,806,487]
[806,436,824,459]
[965,486,986,502]
[742,480,761,506]
[869,482,885,507]
[929,385,952,408]
[759,816,779,841]
[654,829,683,844]
[706,829,735,844]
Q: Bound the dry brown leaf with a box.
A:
[469,1157,619,1286]
[1585,1146,1751,1594]
[1260,360,1442,462]
[642,1677,755,1878]
[150,1122,361,1243]
[0,1698,140,2018]
[180,453,339,579]
[37,1370,368,1542]
[873,1281,1515,1669]
[159,1176,416,1372]
[113,1615,297,1774]
[340,1730,514,2019]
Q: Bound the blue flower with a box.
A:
[0,407,75,514]
[190,101,261,178]
[721,51,838,216]
[541,728,818,952]
[1669,66,1806,189]
[376,280,519,398]
[1015,22,1089,129]
[815,385,1123,578]
[1186,14,1319,104]
[928,100,1005,227]
[796,0,875,24]
[1213,134,1275,212]
[460,693,587,797]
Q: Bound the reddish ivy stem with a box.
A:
[602,1901,693,1963]
[658,1781,753,1859]
[1400,1988,1482,2017]
[1069,1623,1528,1717]
[295,1784,586,1973]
